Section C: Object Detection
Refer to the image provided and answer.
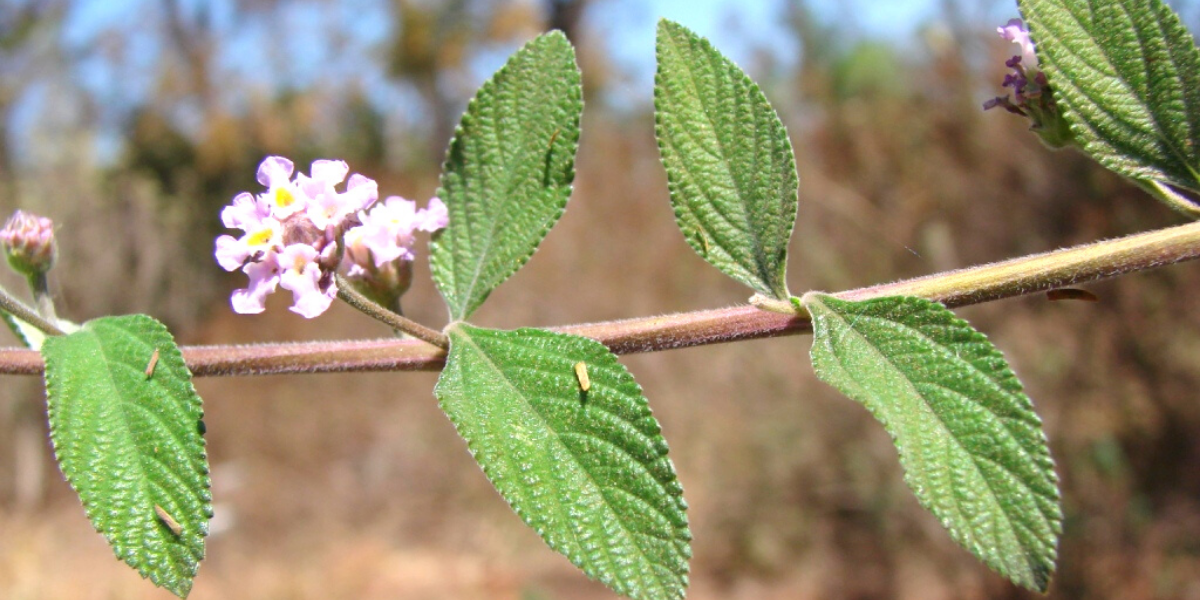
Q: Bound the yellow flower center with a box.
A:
[246,227,274,247]
[274,187,296,208]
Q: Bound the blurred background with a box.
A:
[2,0,1200,598]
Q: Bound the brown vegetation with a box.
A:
[2,1,1200,598]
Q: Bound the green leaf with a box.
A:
[654,19,797,300]
[43,315,210,598]
[1,310,79,349]
[430,31,583,321]
[800,293,1061,591]
[1020,0,1200,190]
[436,325,690,600]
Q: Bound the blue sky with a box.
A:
[589,0,957,102]
[57,0,965,95]
[14,0,1018,166]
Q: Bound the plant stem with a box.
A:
[335,274,448,349]
[0,285,65,338]
[2,219,1200,377]
[27,272,59,323]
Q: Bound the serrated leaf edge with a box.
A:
[43,315,210,598]
[437,325,689,600]
[1022,0,1200,189]
[653,18,797,300]
[802,293,1061,591]
[431,31,583,321]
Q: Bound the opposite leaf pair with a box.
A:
[653,18,1060,592]
[427,31,691,600]
[48,0,1200,593]
[429,19,1061,598]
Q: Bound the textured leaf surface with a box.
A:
[654,19,796,299]
[1020,0,1200,189]
[436,325,690,600]
[801,293,1061,591]
[43,315,210,598]
[430,31,582,321]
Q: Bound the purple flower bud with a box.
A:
[986,17,1075,149]
[983,95,1026,116]
[1,210,57,276]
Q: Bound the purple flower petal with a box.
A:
[256,156,294,188]
[214,235,247,271]
[310,160,349,186]
[278,244,336,318]
[221,192,270,230]
[997,18,1038,68]
[345,173,379,211]
[416,196,449,232]
[231,257,280,314]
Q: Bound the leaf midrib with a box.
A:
[448,41,574,320]
[660,25,782,297]
[56,322,198,586]
[815,301,1046,570]
[451,327,677,596]
[1036,0,1200,184]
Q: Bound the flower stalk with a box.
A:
[334,274,448,349]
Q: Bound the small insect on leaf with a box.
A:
[547,127,561,151]
[573,361,591,392]
[155,504,183,536]
[144,348,159,379]
[1047,288,1099,302]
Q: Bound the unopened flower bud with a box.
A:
[1,210,57,277]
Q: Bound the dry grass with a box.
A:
[4,34,1200,600]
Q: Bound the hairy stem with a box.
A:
[0,284,65,338]
[2,219,1200,376]
[27,272,59,324]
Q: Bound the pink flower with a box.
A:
[985,18,1073,148]
[214,214,282,272]
[416,197,449,232]
[338,195,446,310]
[305,168,379,231]
[221,192,270,231]
[357,197,418,265]
[277,244,337,318]
[257,156,307,219]
[349,196,448,267]
[230,255,281,314]
[998,18,1038,69]
[217,155,415,318]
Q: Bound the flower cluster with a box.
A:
[215,156,447,318]
[341,194,448,310]
[1,210,57,277]
[984,18,1074,149]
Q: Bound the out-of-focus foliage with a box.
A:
[2,1,1200,599]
